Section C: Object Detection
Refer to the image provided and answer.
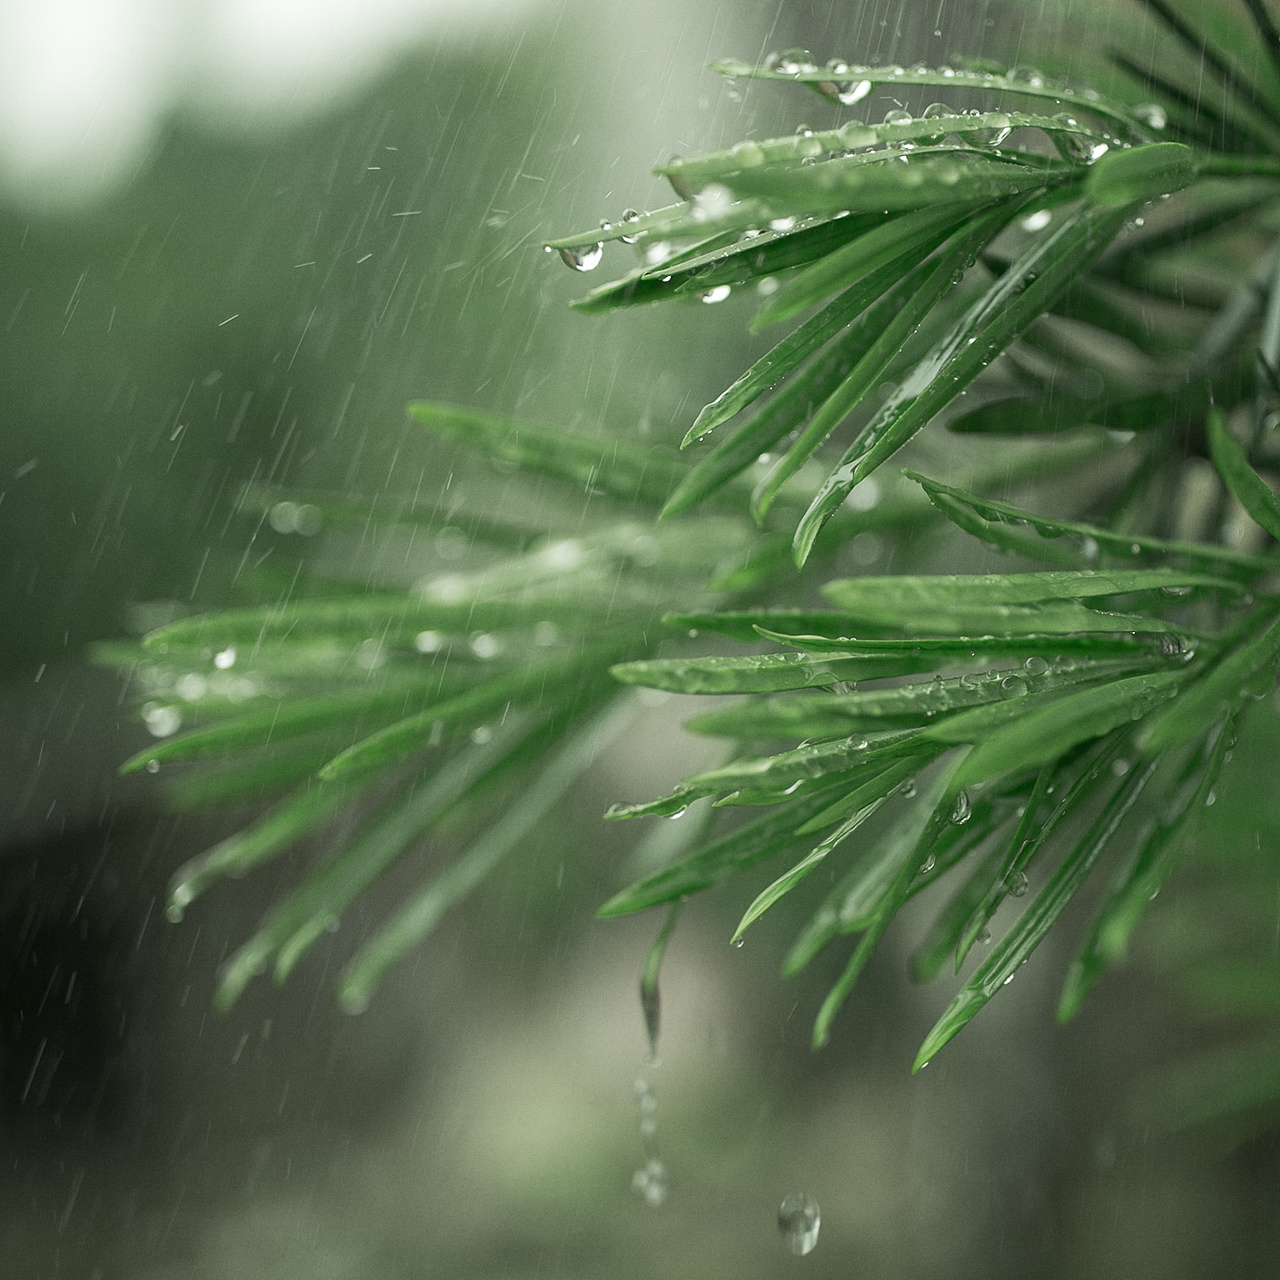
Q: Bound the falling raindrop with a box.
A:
[778,1194,821,1256]
[558,242,604,272]
[632,1158,668,1208]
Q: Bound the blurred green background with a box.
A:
[3,1,1280,1277]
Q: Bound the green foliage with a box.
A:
[98,1,1280,1100]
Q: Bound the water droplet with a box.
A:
[1205,788,1217,807]
[143,703,183,738]
[922,102,952,119]
[145,759,160,773]
[1111,758,1131,777]
[732,936,745,948]
[821,79,871,105]
[978,926,992,945]
[919,852,936,875]
[559,243,603,272]
[971,125,1012,148]
[1010,871,1029,898]
[165,903,185,924]
[700,285,732,304]
[951,791,972,824]
[619,209,641,243]
[1133,103,1167,129]
[768,216,797,232]
[1020,209,1052,232]
[214,646,237,669]
[1159,634,1184,658]
[1001,675,1029,698]
[778,1194,821,1256]
[777,47,815,74]
[1006,64,1045,86]
[883,109,913,126]
[900,778,917,798]
[414,629,445,654]
[1024,656,1048,676]
[470,632,501,659]
[632,1158,668,1209]
[668,806,688,820]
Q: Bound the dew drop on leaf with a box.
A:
[951,790,972,824]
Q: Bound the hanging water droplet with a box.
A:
[1024,656,1049,676]
[700,285,732,304]
[818,79,871,105]
[778,1194,821,1256]
[732,936,745,948]
[559,242,603,272]
[1010,871,1029,898]
[145,759,160,773]
[951,791,971,824]
[668,806,688,820]
[978,926,992,945]
[919,852,936,875]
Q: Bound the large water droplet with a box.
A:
[1133,102,1167,129]
[1010,870,1029,898]
[883,109,913,126]
[1024,656,1049,676]
[778,1194,821,1256]
[559,243,603,272]
[701,285,732,304]
[1001,675,1029,698]
[951,790,971,824]
[1005,64,1046,86]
